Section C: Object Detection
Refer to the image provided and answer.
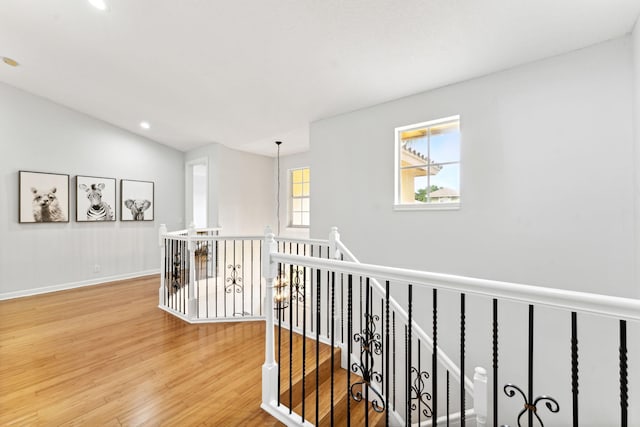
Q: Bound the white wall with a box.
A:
[0,83,185,297]
[311,36,638,425]
[185,143,275,235]
[311,36,635,298]
[277,151,311,238]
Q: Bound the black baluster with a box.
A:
[326,247,330,336]
[493,298,498,427]
[360,277,364,336]
[341,256,345,345]
[310,245,314,333]
[385,280,390,427]
[393,310,396,411]
[295,244,299,327]
[528,304,534,427]
[620,319,628,427]
[446,369,450,427]
[316,268,321,426]
[331,271,335,426]
[571,311,578,427]
[277,262,282,407]
[347,274,353,427]
[365,278,370,426]
[433,288,438,426]
[460,293,466,427]
[418,342,422,425]
[289,262,293,414]
[302,264,307,423]
[407,284,413,426]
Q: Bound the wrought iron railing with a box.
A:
[260,230,639,427]
[158,225,332,324]
[159,226,638,426]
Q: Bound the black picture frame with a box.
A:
[19,171,70,223]
[76,175,117,222]
[120,179,154,221]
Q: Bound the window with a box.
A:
[394,116,460,209]
[290,167,310,227]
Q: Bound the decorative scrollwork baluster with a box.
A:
[350,309,386,413]
[171,252,181,291]
[503,384,559,427]
[410,365,433,419]
[225,264,243,293]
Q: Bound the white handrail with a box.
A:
[161,231,330,246]
[271,253,640,321]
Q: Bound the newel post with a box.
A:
[474,366,488,426]
[158,224,167,307]
[329,226,342,260]
[262,228,279,406]
[187,222,198,319]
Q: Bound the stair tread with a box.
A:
[276,331,386,426]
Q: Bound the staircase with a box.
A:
[275,331,385,426]
[159,226,639,426]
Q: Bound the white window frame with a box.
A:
[289,167,310,228]
[394,115,461,211]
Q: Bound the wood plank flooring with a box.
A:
[0,275,283,426]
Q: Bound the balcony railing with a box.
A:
[159,225,639,426]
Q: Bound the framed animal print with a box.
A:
[76,175,116,222]
[121,179,154,221]
[19,171,70,223]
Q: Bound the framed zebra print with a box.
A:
[76,175,117,222]
[120,179,154,221]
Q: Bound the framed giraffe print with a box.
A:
[120,179,154,221]
[19,171,70,223]
[76,175,117,222]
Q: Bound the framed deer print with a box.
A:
[19,171,70,223]
[76,175,116,222]
[120,179,154,221]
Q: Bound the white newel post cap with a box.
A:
[158,224,167,247]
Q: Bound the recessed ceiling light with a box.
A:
[140,121,151,130]
[88,0,109,11]
[2,57,19,67]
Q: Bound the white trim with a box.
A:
[395,115,461,133]
[0,269,159,300]
[260,401,314,427]
[393,202,461,211]
[394,115,461,207]
[288,166,310,228]
[158,305,266,324]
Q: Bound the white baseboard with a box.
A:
[0,269,160,301]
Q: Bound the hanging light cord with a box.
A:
[276,141,282,236]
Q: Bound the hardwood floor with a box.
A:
[0,275,283,426]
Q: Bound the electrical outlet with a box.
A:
[93,264,101,273]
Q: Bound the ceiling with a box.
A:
[1,1,639,156]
